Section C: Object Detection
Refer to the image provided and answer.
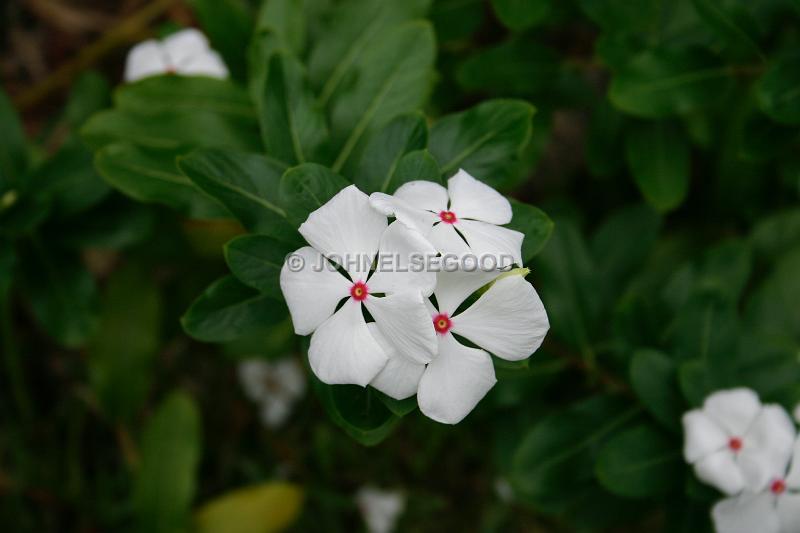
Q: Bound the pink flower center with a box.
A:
[433,313,452,335]
[350,281,369,301]
[771,479,787,495]
[728,437,743,452]
[439,210,458,224]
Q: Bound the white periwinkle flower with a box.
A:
[369,268,548,424]
[683,388,796,496]
[370,169,524,268]
[280,185,438,387]
[124,28,228,82]
[355,486,405,533]
[237,358,306,428]
[712,436,800,533]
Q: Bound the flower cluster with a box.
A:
[683,388,800,533]
[124,28,228,82]
[279,170,549,424]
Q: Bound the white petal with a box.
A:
[356,487,405,533]
[308,300,388,386]
[367,324,425,400]
[272,358,307,400]
[393,180,448,212]
[740,405,797,491]
[280,246,350,335]
[451,275,549,361]
[785,437,800,489]
[299,185,387,280]
[433,268,501,316]
[369,192,438,237]
[178,50,229,79]
[417,333,496,424]
[161,28,211,69]
[259,397,292,428]
[237,359,270,402]
[456,219,523,268]
[447,169,512,224]
[367,222,437,296]
[694,449,746,496]
[713,493,780,533]
[364,292,436,365]
[124,40,168,82]
[682,410,728,463]
[703,388,762,437]
[429,223,472,257]
[777,493,800,533]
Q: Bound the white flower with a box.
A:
[124,28,228,82]
[355,486,405,533]
[237,358,306,428]
[712,436,800,533]
[280,185,438,387]
[369,268,548,424]
[370,169,524,268]
[683,388,796,496]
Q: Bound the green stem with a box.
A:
[1,297,32,421]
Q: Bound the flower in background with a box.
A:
[712,436,800,533]
[683,388,795,496]
[356,486,405,533]
[237,358,306,428]
[124,28,228,82]
[280,185,437,387]
[370,169,523,268]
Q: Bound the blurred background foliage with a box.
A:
[2,0,800,531]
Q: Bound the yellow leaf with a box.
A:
[194,483,303,533]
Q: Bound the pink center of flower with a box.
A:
[728,437,743,452]
[433,313,452,335]
[350,281,369,301]
[771,479,787,495]
[439,210,458,224]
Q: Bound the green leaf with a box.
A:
[429,99,534,188]
[278,163,350,228]
[490,0,552,30]
[507,199,554,264]
[88,266,161,422]
[115,76,254,118]
[95,143,227,219]
[134,392,201,533]
[224,234,296,299]
[353,113,428,193]
[63,71,111,128]
[595,424,682,498]
[629,349,684,431]
[182,276,288,343]
[313,379,400,446]
[431,0,483,42]
[178,149,296,240]
[256,0,319,56]
[0,87,28,191]
[511,395,640,503]
[260,53,330,165]
[389,150,441,189]
[374,389,418,417]
[195,483,303,533]
[757,51,800,125]
[329,21,436,173]
[751,208,800,262]
[625,120,690,212]
[745,248,800,339]
[19,246,98,348]
[690,0,763,60]
[187,0,252,79]
[609,49,732,118]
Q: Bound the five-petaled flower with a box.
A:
[124,28,228,83]
[683,388,796,496]
[237,357,306,429]
[280,185,438,387]
[370,169,524,268]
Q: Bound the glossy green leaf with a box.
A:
[625,121,690,212]
[88,267,161,422]
[610,49,732,118]
[745,248,800,339]
[256,0,317,55]
[507,199,554,264]
[63,71,111,128]
[278,163,350,228]
[115,76,254,118]
[389,150,441,189]
[260,53,329,165]
[134,392,201,533]
[491,0,552,30]
[429,99,534,187]
[182,275,288,343]
[595,424,682,498]
[224,234,296,299]
[95,142,227,219]
[629,349,684,431]
[313,379,400,446]
[691,0,763,60]
[187,0,252,79]
[757,51,800,125]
